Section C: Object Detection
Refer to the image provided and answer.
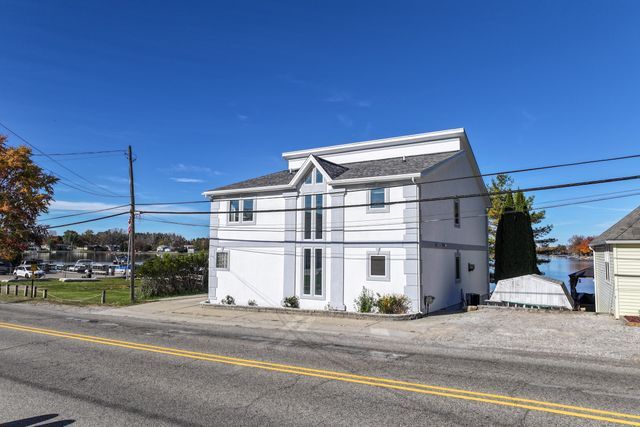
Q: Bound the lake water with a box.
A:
[537,255,594,294]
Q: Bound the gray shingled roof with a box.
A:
[208,151,461,193]
[591,205,640,246]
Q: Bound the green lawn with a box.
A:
[0,278,144,306]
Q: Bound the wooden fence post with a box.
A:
[14,285,18,296]
[43,289,48,299]
[101,290,106,304]
[32,286,37,298]
[23,285,29,297]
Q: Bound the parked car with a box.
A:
[0,260,13,275]
[13,265,45,279]
[69,259,93,273]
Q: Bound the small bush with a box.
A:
[221,295,235,305]
[282,295,299,308]
[137,252,207,298]
[354,287,376,313]
[376,293,411,314]
[247,299,257,306]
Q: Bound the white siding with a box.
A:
[593,246,614,314]
[614,245,640,317]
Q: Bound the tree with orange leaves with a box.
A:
[0,134,58,262]
[567,235,595,256]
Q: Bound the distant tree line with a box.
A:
[48,228,209,252]
[537,235,595,257]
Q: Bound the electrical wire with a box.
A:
[40,204,130,221]
[32,149,126,156]
[0,120,128,198]
[138,173,640,215]
[43,212,129,230]
[135,151,640,206]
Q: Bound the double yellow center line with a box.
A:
[1,321,639,425]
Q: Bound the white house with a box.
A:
[202,128,490,313]
[591,206,640,318]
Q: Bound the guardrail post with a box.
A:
[14,285,18,296]
[23,285,29,297]
[43,289,48,299]
[4,283,8,294]
[32,286,37,298]
[101,290,106,304]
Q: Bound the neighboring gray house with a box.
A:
[590,206,640,318]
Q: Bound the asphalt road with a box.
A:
[0,303,639,426]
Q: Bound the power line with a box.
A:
[40,204,130,221]
[135,151,640,207]
[32,149,126,156]
[138,173,640,215]
[0,121,128,198]
[43,212,129,230]
[138,191,640,233]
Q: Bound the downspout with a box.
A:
[412,177,422,312]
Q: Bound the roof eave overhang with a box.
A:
[202,184,293,198]
[282,128,466,160]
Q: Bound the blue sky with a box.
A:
[1,0,640,242]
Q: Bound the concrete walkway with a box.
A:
[97,295,640,363]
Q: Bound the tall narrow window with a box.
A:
[315,248,323,296]
[604,250,611,281]
[304,195,312,239]
[370,188,386,209]
[303,249,311,295]
[315,194,323,239]
[315,169,324,184]
[455,252,461,281]
[454,199,460,228]
[229,200,240,223]
[242,199,254,222]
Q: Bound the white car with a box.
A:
[13,265,45,279]
[69,259,93,272]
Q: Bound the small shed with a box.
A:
[590,206,640,319]
[490,274,574,309]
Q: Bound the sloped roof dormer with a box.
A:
[287,155,348,187]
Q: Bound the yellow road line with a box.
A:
[1,321,638,426]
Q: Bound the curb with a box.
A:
[200,302,423,321]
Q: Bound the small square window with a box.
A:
[216,251,229,270]
[367,252,390,281]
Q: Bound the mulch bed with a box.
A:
[623,316,640,327]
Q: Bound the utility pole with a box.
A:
[127,145,136,302]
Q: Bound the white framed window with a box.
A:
[455,251,461,282]
[303,194,323,240]
[302,247,323,297]
[228,199,255,224]
[454,198,460,228]
[367,251,390,281]
[303,167,324,185]
[367,187,389,213]
[215,250,229,270]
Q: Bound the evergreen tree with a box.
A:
[514,190,527,213]
[494,208,540,282]
[487,174,556,262]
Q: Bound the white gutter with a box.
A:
[202,184,292,198]
[330,173,421,186]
